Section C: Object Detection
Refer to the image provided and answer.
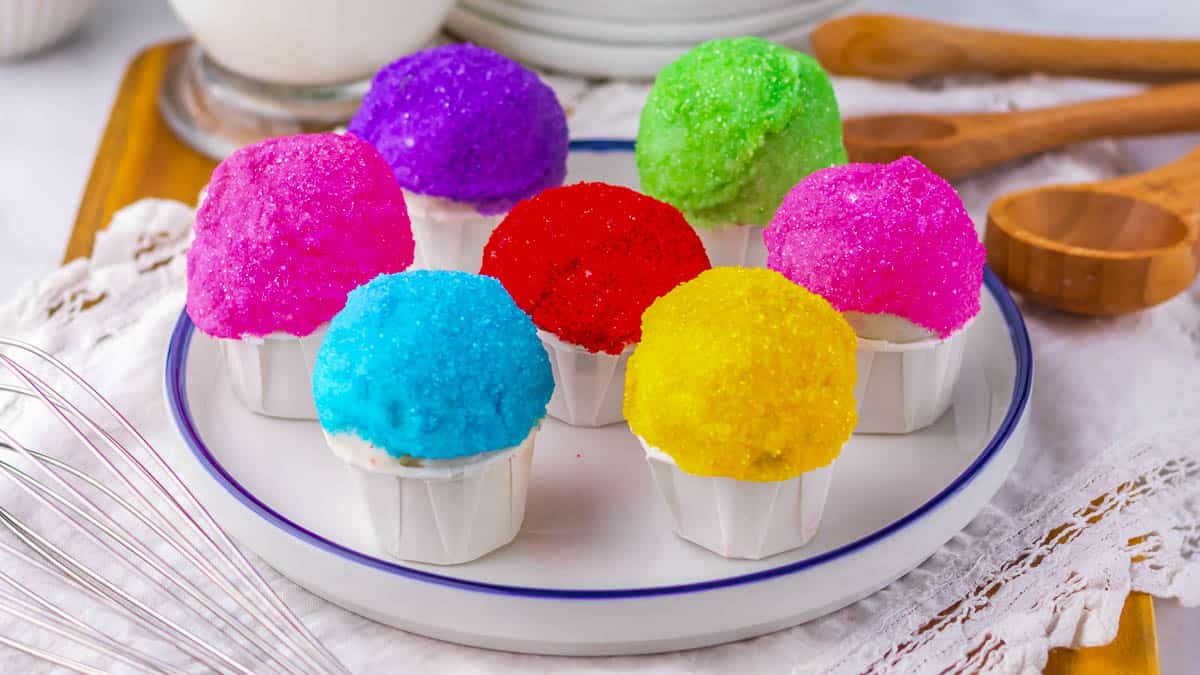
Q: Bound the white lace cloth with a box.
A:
[1,75,1198,674]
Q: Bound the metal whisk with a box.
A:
[0,337,350,674]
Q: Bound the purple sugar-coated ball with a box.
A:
[349,44,568,215]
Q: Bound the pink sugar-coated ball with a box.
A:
[186,133,415,339]
[764,156,985,339]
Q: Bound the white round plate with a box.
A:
[463,0,856,46]
[503,0,799,22]
[164,141,1032,656]
[445,7,827,79]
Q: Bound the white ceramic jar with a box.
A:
[167,0,455,85]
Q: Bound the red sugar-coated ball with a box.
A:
[481,182,711,354]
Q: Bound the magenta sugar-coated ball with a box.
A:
[764,156,985,338]
[186,133,415,340]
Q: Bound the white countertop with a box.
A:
[1,1,1197,672]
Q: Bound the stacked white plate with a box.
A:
[445,0,861,79]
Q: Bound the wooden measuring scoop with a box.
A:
[842,82,1200,180]
[986,148,1200,315]
[812,14,1200,81]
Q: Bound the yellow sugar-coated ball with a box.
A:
[624,267,857,482]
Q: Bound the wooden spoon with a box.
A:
[812,14,1200,81]
[842,82,1200,180]
[985,148,1200,315]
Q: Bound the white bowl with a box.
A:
[446,5,826,79]
[167,0,454,86]
[503,0,802,22]
[0,0,94,60]
[465,0,854,45]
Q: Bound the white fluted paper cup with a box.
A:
[326,428,537,565]
[538,330,631,427]
[405,190,505,272]
[638,437,835,560]
[219,324,327,420]
[692,224,767,268]
[853,317,974,434]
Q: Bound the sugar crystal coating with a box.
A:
[636,37,846,228]
[186,133,414,339]
[480,182,711,354]
[624,268,857,482]
[312,271,553,460]
[764,156,985,338]
[349,44,568,215]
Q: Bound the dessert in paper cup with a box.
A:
[349,44,568,272]
[636,37,846,268]
[311,271,553,565]
[185,132,414,419]
[765,156,986,434]
[481,182,710,427]
[624,268,857,560]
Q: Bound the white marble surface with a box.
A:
[0,1,1197,672]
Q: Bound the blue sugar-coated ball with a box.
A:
[313,270,553,460]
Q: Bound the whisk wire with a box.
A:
[0,631,112,675]
[8,339,350,674]
[0,534,219,673]
[0,377,316,673]
[0,337,349,674]
[0,575,164,671]
[0,448,298,675]
[0,589,172,673]
[0,355,333,675]
[0,512,244,674]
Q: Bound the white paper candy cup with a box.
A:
[853,318,974,434]
[405,190,505,272]
[538,330,631,427]
[219,324,327,420]
[638,437,835,560]
[327,428,537,565]
[692,224,767,268]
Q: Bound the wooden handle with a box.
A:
[1103,146,1200,217]
[812,14,1200,81]
[955,82,1200,178]
[846,83,1200,180]
[987,82,1200,142]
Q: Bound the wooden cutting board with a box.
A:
[66,40,1161,675]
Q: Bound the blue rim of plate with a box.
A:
[165,139,1033,600]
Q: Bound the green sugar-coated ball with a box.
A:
[636,37,847,228]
